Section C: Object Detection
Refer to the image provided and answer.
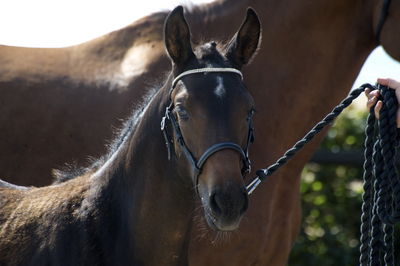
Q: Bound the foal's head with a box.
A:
[162,6,261,231]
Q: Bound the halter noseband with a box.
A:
[160,68,254,188]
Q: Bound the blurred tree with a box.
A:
[289,106,400,265]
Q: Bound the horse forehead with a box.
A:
[185,74,242,98]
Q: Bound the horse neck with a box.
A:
[248,0,376,136]
[87,81,194,264]
[187,0,252,42]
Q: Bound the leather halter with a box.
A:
[160,68,254,187]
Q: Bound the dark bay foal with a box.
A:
[0,6,261,266]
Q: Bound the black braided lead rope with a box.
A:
[359,112,375,265]
[247,84,374,192]
[362,85,400,266]
[245,83,400,265]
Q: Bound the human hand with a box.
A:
[365,78,400,127]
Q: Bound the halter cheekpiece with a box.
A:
[160,68,254,188]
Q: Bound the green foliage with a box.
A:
[289,106,367,265]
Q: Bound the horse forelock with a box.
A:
[194,42,230,67]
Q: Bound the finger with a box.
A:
[367,95,377,109]
[378,78,400,89]
[397,108,400,128]
[367,96,374,108]
[395,89,400,107]
[385,78,400,90]
[377,78,389,86]
[370,90,380,99]
[378,78,400,106]
[374,100,383,119]
[365,88,371,97]
[365,90,379,101]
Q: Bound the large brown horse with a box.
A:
[1,0,400,265]
[0,7,261,265]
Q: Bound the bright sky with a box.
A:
[1,0,399,94]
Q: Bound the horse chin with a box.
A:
[204,209,241,232]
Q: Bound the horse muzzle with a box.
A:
[200,182,248,231]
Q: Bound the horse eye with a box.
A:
[175,106,189,120]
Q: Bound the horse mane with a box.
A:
[52,85,161,183]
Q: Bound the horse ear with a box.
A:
[164,6,195,65]
[225,8,261,68]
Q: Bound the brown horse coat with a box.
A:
[1,0,400,265]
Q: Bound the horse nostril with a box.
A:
[209,190,249,217]
[209,192,222,216]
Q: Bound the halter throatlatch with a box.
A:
[160,67,254,187]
